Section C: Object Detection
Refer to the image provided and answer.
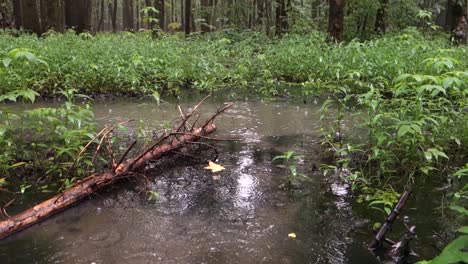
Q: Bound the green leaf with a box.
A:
[457,226,468,234]
[429,236,468,264]
[450,205,468,216]
[398,125,412,137]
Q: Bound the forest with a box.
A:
[0,0,467,263]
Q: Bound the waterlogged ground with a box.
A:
[0,97,444,263]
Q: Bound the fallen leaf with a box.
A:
[288,233,296,238]
[204,161,225,173]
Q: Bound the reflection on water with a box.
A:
[0,97,442,264]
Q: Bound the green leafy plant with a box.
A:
[273,151,310,190]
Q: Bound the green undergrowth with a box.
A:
[0,29,466,97]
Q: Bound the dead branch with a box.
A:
[0,100,230,240]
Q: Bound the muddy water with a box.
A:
[0,98,442,263]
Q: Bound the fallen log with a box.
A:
[0,99,230,239]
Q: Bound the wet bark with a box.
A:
[327,0,345,42]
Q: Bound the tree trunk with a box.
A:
[445,0,466,31]
[21,0,42,34]
[108,0,117,32]
[0,0,14,29]
[328,0,345,42]
[374,0,388,33]
[13,0,23,29]
[0,124,217,240]
[156,0,165,30]
[97,0,105,31]
[123,0,134,31]
[257,0,264,27]
[42,0,65,32]
[265,0,272,36]
[184,0,191,35]
[275,0,287,35]
[65,0,92,33]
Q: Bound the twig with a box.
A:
[113,140,137,173]
[92,130,108,163]
[67,119,134,176]
[106,135,115,167]
[128,134,171,171]
[201,103,234,127]
[176,95,211,132]
[177,104,191,130]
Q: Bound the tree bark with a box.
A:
[42,0,65,32]
[275,0,287,36]
[21,0,42,34]
[109,0,117,32]
[13,0,23,29]
[0,124,217,240]
[327,0,345,42]
[184,0,191,35]
[97,0,105,31]
[374,0,388,33]
[65,0,92,33]
[123,0,134,31]
[156,0,165,30]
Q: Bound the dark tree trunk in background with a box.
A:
[123,0,134,31]
[275,0,288,35]
[265,0,272,35]
[181,0,184,28]
[108,0,117,32]
[13,0,23,29]
[184,0,191,35]
[328,0,345,42]
[374,0,388,33]
[446,0,466,30]
[156,0,165,30]
[97,0,104,31]
[257,0,264,26]
[65,0,92,33]
[21,0,42,34]
[0,0,14,29]
[42,0,65,32]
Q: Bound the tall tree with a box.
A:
[42,0,65,32]
[21,0,42,34]
[374,0,388,33]
[328,0,345,42]
[156,0,165,30]
[184,0,191,35]
[13,0,22,29]
[97,0,105,31]
[123,0,134,31]
[108,0,117,32]
[275,0,288,35]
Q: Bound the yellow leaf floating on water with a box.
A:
[204,161,225,173]
[288,233,296,238]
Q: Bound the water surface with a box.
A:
[0,98,443,263]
